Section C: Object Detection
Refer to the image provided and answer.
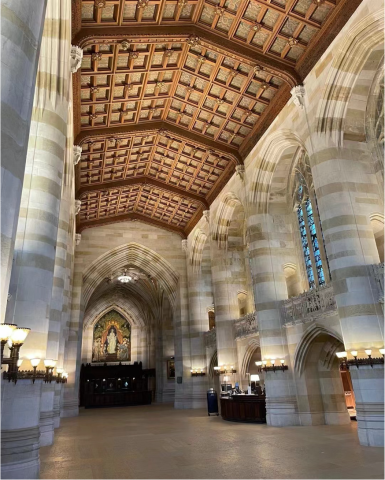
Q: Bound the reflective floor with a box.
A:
[40,404,384,479]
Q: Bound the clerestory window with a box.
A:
[295,176,329,289]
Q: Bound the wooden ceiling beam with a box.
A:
[77,212,187,238]
[72,24,302,87]
[77,177,209,209]
[75,121,243,165]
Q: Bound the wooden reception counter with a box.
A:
[220,395,266,423]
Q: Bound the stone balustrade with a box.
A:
[234,312,258,339]
[369,262,384,308]
[204,328,217,348]
[281,284,337,327]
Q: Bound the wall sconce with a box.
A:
[1,325,31,383]
[213,365,236,375]
[190,369,205,377]
[336,349,384,369]
[256,359,288,373]
[44,360,56,383]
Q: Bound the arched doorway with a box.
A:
[295,326,353,426]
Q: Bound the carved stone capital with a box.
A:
[290,85,306,109]
[235,165,245,181]
[181,239,188,253]
[70,46,83,73]
[73,145,82,166]
[75,234,81,246]
[75,199,82,215]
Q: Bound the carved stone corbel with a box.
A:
[181,239,188,253]
[70,46,83,73]
[235,165,245,181]
[73,145,82,166]
[203,210,210,224]
[75,234,81,246]
[290,85,306,109]
[75,199,82,215]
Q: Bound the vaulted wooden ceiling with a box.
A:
[72,0,362,237]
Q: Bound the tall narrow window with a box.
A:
[305,198,325,286]
[296,180,328,289]
[297,201,315,288]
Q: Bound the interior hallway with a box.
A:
[40,405,384,479]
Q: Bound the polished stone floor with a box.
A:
[40,404,384,479]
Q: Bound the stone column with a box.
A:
[310,138,384,446]
[247,213,300,426]
[4,0,72,447]
[0,0,46,480]
[1,0,47,323]
[185,240,209,408]
[210,241,239,379]
[173,241,193,408]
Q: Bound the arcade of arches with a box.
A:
[1,0,384,478]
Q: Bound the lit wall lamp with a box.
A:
[1,325,31,382]
[44,360,57,383]
[190,368,206,377]
[213,365,236,375]
[256,359,288,373]
[336,349,384,369]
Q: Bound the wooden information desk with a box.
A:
[220,395,266,423]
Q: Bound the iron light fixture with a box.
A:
[255,359,288,372]
[336,349,384,369]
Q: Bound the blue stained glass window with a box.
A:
[297,203,315,288]
[305,198,325,286]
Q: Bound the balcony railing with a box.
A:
[370,262,384,308]
[281,284,337,327]
[204,328,217,348]
[234,312,258,339]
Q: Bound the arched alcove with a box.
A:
[294,325,352,426]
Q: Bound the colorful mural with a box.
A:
[92,310,131,363]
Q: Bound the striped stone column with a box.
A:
[247,213,300,426]
[310,138,384,446]
[185,243,210,408]
[209,241,240,382]
[5,0,72,448]
[173,242,194,408]
[1,0,47,323]
[0,0,46,480]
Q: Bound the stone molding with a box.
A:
[1,425,40,470]
[369,262,384,307]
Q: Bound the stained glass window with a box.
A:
[305,198,325,286]
[297,202,315,288]
[294,159,329,289]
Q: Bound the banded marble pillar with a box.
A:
[310,138,384,446]
[185,241,210,408]
[247,213,300,426]
[210,240,240,382]
[5,0,72,448]
[1,0,47,323]
[173,242,193,408]
[0,0,46,480]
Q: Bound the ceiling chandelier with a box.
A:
[116,268,146,284]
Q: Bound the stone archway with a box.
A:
[294,324,351,426]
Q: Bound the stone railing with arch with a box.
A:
[281,284,337,327]
[234,312,258,339]
[203,329,217,348]
[369,262,384,309]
